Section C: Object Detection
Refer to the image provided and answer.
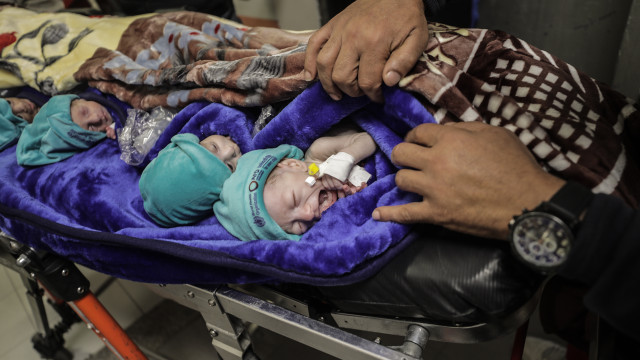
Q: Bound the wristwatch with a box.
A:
[508,181,594,273]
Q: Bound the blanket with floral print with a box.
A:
[0,6,149,92]
[73,11,312,109]
[3,7,638,206]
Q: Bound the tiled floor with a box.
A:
[0,264,164,360]
[1,259,567,360]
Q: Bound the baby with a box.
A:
[70,98,116,140]
[16,94,124,166]
[1,98,35,151]
[139,132,242,227]
[214,124,376,241]
[4,97,40,123]
[1,87,50,151]
[198,133,242,172]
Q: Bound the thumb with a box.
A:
[372,202,430,224]
[382,31,428,87]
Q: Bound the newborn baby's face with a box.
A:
[70,99,115,139]
[199,134,241,172]
[6,97,38,123]
[264,160,340,235]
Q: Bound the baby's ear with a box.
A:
[277,158,307,171]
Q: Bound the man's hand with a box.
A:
[304,0,429,102]
[372,122,565,240]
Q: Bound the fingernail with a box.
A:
[303,70,314,81]
[329,93,342,101]
[372,209,380,221]
[385,71,401,86]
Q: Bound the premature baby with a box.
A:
[198,133,242,172]
[263,127,375,235]
[16,94,122,166]
[3,97,39,123]
[0,87,50,151]
[0,98,37,151]
[214,124,376,241]
[139,132,242,227]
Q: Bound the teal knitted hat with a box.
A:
[0,98,28,151]
[140,133,232,227]
[16,94,107,166]
[213,144,304,241]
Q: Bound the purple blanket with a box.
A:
[0,84,435,285]
[2,21,638,286]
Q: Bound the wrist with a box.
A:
[508,181,594,273]
[516,173,566,219]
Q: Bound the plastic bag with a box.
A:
[117,107,176,166]
[252,104,275,136]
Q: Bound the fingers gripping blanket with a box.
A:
[402,24,640,207]
[1,14,638,285]
[70,13,639,205]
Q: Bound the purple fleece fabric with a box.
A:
[0,83,435,285]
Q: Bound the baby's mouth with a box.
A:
[318,189,337,214]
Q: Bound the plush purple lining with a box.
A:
[0,84,436,285]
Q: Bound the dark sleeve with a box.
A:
[558,194,640,342]
[423,0,448,15]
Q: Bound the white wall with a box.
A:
[232,0,321,30]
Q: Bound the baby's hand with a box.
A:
[320,176,367,196]
[105,125,116,139]
[320,175,346,192]
[346,181,368,195]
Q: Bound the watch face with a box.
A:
[510,212,573,271]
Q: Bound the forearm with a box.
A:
[306,132,376,164]
[559,194,640,342]
[338,132,376,163]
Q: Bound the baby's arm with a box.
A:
[306,127,376,191]
[305,130,376,164]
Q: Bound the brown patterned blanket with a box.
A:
[72,14,639,206]
[73,11,312,109]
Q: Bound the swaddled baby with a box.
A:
[0,86,50,151]
[139,132,241,227]
[214,125,376,241]
[16,92,126,166]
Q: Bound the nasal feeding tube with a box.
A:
[305,152,372,187]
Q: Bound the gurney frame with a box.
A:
[1,232,537,360]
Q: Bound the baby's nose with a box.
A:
[89,111,103,123]
[219,144,235,161]
[14,103,27,112]
[308,205,322,221]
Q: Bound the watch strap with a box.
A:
[536,181,594,229]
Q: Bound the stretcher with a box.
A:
[0,83,544,359]
[2,7,638,360]
[0,224,541,360]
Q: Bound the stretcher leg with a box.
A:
[68,292,147,360]
[4,237,147,360]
